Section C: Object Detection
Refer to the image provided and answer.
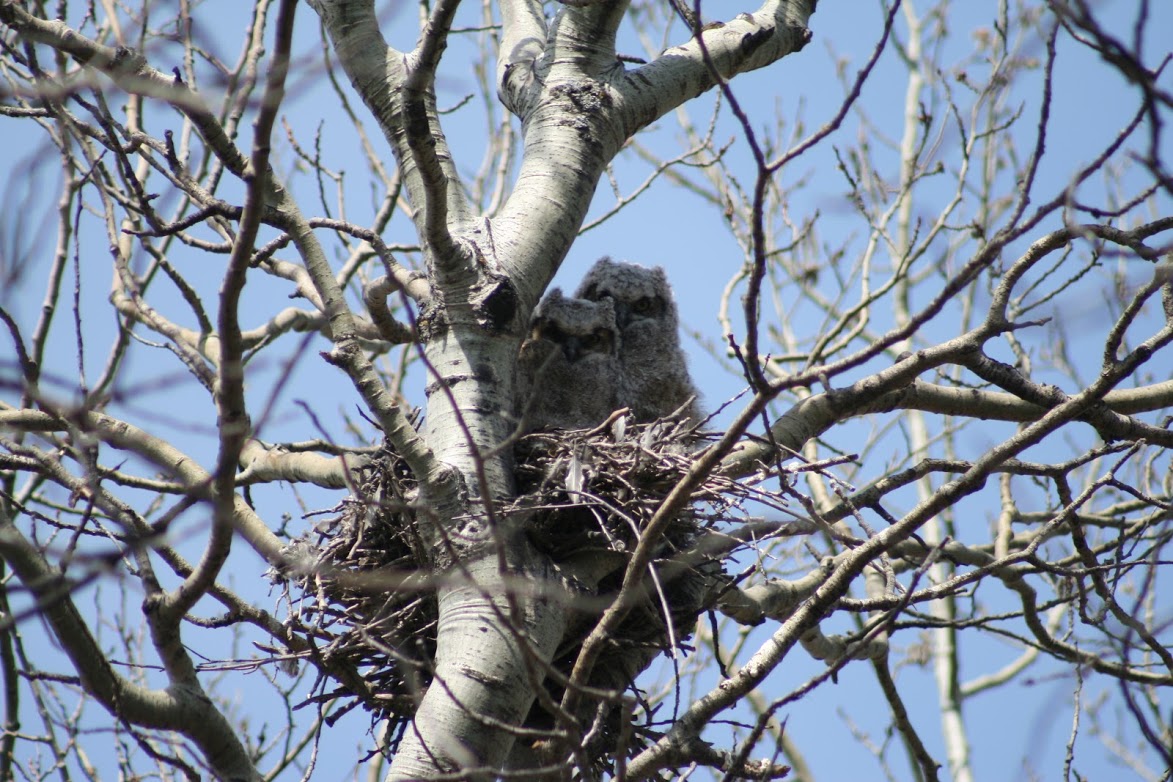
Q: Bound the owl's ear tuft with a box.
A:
[534,287,566,317]
[593,296,616,320]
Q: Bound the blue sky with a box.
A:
[2,0,1171,779]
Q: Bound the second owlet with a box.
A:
[516,289,626,432]
[575,257,702,424]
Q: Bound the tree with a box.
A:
[1,0,1171,779]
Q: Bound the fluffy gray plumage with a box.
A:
[516,289,626,431]
[575,257,701,424]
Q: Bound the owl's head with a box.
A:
[574,257,677,332]
[530,289,618,363]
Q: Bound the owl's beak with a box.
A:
[561,337,583,363]
[612,301,631,329]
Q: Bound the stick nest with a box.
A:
[273,413,750,760]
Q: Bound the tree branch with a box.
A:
[0,406,284,565]
[0,509,261,781]
[615,0,816,136]
[498,0,546,112]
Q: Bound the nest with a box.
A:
[274,413,754,761]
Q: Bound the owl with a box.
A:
[575,257,702,425]
[516,289,626,432]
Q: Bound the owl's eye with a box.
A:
[578,331,598,350]
[536,320,565,343]
[581,328,613,352]
[631,296,660,317]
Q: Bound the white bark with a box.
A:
[306,0,817,776]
